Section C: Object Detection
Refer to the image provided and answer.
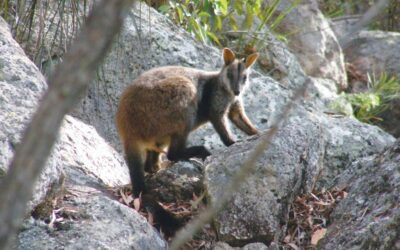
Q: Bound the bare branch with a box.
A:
[170,78,310,250]
[0,0,134,248]
[339,0,390,49]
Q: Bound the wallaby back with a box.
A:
[116,67,213,150]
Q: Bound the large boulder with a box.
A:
[13,115,164,249]
[312,113,395,188]
[204,110,394,246]
[318,139,400,249]
[0,16,165,249]
[205,114,325,246]
[17,168,167,250]
[264,0,347,90]
[0,17,62,209]
[0,15,130,207]
[56,116,130,187]
[343,30,400,138]
[344,30,400,78]
[330,15,362,41]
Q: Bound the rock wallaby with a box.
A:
[116,48,259,234]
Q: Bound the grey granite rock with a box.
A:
[0,17,61,210]
[17,170,166,250]
[264,0,347,89]
[318,139,400,249]
[1,16,162,249]
[205,114,325,246]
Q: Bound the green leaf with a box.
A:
[176,6,184,24]
[158,4,170,14]
[214,15,222,31]
[198,11,211,18]
[234,0,244,15]
[190,18,206,43]
[270,0,301,30]
[218,0,228,16]
[243,6,254,29]
[207,31,221,46]
[179,4,190,17]
[229,15,238,31]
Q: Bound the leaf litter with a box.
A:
[112,185,216,249]
[283,187,348,249]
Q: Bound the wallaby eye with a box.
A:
[243,75,247,82]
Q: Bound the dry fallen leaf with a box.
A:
[311,228,327,246]
[283,233,291,243]
[287,242,300,250]
[120,189,134,205]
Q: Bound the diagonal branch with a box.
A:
[339,0,390,49]
[170,78,310,250]
[0,0,134,248]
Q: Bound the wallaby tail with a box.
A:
[125,144,184,237]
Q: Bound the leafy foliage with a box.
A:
[345,92,381,122]
[2,0,298,64]
[159,0,299,50]
[331,73,400,123]
[159,0,228,45]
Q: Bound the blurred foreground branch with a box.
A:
[0,0,134,248]
[170,78,310,250]
[339,0,390,49]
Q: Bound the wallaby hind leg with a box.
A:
[167,134,211,161]
[125,144,146,197]
[145,150,160,173]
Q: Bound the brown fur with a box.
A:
[115,48,259,234]
[117,75,196,149]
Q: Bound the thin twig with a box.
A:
[339,0,390,49]
[170,77,310,250]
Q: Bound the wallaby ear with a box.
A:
[245,53,259,68]
[223,48,236,65]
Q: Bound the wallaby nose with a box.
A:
[234,90,240,96]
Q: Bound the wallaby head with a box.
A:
[219,48,259,96]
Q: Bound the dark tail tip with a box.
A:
[142,194,184,238]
